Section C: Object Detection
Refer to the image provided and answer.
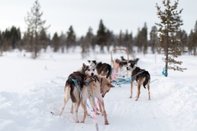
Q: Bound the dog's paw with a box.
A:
[104,121,109,125]
[96,112,100,115]
[80,120,85,123]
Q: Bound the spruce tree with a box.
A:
[81,27,93,58]
[25,0,49,58]
[40,28,49,52]
[156,0,186,76]
[192,21,197,55]
[52,32,60,52]
[66,26,76,52]
[188,30,194,55]
[135,23,148,54]
[149,26,158,54]
[96,19,107,53]
[0,31,2,55]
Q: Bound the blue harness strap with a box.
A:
[71,78,97,109]
[162,68,168,77]
[71,78,83,95]
[112,70,145,86]
[71,78,91,108]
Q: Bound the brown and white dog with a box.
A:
[57,63,114,125]
[127,62,151,101]
[80,75,114,125]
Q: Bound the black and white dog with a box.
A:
[88,60,112,81]
[120,56,139,67]
[127,61,151,101]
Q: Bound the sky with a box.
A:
[0,0,197,37]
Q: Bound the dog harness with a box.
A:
[84,76,95,86]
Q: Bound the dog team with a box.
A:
[53,55,151,125]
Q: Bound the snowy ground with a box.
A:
[0,49,197,131]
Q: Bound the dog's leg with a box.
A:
[73,101,80,123]
[98,97,109,125]
[130,80,134,98]
[59,86,70,116]
[135,83,141,101]
[98,99,103,115]
[70,104,73,113]
[90,98,100,115]
[80,100,87,123]
[147,84,151,100]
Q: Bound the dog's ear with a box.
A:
[108,83,115,88]
[83,63,87,68]
[93,60,96,64]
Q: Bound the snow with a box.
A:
[0,49,197,131]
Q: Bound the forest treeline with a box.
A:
[1,20,197,57]
[0,0,197,59]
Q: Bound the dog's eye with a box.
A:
[88,69,90,71]
[93,69,95,71]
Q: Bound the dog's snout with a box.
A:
[91,73,94,76]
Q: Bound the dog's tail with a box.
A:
[143,72,150,89]
[66,80,77,103]
[134,58,139,64]
[106,64,112,79]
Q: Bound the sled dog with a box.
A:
[58,63,114,124]
[80,75,114,125]
[127,62,151,101]
[88,60,112,81]
[58,63,95,123]
[120,56,139,67]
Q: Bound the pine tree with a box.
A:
[188,30,194,55]
[66,26,76,52]
[52,32,60,52]
[96,19,107,53]
[10,26,21,49]
[135,23,148,54]
[192,21,197,55]
[25,0,49,58]
[0,31,2,56]
[39,28,49,52]
[149,26,158,54]
[123,30,130,48]
[156,0,186,76]
[176,29,188,54]
[81,27,93,58]
[128,32,134,54]
[141,23,148,54]
[59,32,66,53]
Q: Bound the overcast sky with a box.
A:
[0,0,196,37]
